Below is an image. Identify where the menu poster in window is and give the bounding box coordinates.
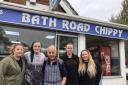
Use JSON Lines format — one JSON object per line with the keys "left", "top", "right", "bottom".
{"left": 100, "top": 47, "right": 111, "bottom": 76}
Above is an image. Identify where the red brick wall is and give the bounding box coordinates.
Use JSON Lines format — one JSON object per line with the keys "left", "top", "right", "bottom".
{"left": 4, "top": 0, "right": 66, "bottom": 13}
{"left": 55, "top": 5, "right": 66, "bottom": 13}
{"left": 36, "top": 0, "right": 49, "bottom": 5}
{"left": 5, "top": 0, "right": 26, "bottom": 5}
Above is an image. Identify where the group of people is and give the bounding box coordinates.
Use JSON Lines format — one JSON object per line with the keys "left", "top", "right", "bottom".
{"left": 0, "top": 41, "right": 102, "bottom": 85}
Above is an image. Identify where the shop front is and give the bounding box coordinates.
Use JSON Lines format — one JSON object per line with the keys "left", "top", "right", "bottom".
{"left": 0, "top": 6, "right": 128, "bottom": 85}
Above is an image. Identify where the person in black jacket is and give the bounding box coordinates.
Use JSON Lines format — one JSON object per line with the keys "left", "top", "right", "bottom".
{"left": 60, "top": 43, "right": 79, "bottom": 85}
{"left": 78, "top": 49, "right": 102, "bottom": 85}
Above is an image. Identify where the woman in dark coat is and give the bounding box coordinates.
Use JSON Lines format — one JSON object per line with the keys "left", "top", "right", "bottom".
{"left": 78, "top": 49, "right": 102, "bottom": 85}
{"left": 60, "top": 43, "right": 79, "bottom": 85}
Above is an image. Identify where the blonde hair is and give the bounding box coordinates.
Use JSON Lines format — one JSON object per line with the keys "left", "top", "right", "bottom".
{"left": 78, "top": 49, "right": 96, "bottom": 78}
{"left": 10, "top": 43, "right": 24, "bottom": 55}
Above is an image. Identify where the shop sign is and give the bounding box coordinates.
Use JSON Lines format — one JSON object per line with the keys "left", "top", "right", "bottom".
{"left": 0, "top": 8, "right": 128, "bottom": 39}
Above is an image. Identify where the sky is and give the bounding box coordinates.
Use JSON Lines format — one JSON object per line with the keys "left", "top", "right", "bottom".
{"left": 67, "top": 0, "right": 124, "bottom": 21}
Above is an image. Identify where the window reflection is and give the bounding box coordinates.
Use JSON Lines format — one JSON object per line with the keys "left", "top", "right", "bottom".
{"left": 57, "top": 35, "right": 78, "bottom": 57}
{"left": 86, "top": 35, "right": 120, "bottom": 76}
{"left": 0, "top": 27, "right": 14, "bottom": 55}
{"left": 0, "top": 26, "right": 56, "bottom": 56}
{"left": 125, "top": 41, "right": 128, "bottom": 67}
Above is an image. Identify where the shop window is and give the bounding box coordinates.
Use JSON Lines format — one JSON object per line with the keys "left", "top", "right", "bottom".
{"left": 4, "top": 0, "right": 26, "bottom": 5}
{"left": 0, "top": 26, "right": 55, "bottom": 57}
{"left": 57, "top": 35, "right": 78, "bottom": 57}
{"left": 86, "top": 35, "right": 120, "bottom": 76}
{"left": 125, "top": 40, "right": 128, "bottom": 67}
{"left": 20, "top": 28, "right": 55, "bottom": 54}
{"left": 0, "top": 27, "right": 20, "bottom": 55}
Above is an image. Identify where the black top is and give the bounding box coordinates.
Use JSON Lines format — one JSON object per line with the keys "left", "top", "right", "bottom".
{"left": 60, "top": 53, "right": 79, "bottom": 85}
{"left": 16, "top": 58, "right": 23, "bottom": 71}
{"left": 79, "top": 61, "right": 102, "bottom": 85}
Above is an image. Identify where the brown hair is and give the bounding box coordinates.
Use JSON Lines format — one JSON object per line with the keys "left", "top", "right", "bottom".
{"left": 30, "top": 41, "right": 42, "bottom": 62}
{"left": 10, "top": 43, "right": 24, "bottom": 55}
{"left": 66, "top": 42, "right": 73, "bottom": 47}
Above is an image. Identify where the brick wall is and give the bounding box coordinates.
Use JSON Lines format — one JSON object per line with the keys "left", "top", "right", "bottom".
{"left": 55, "top": 5, "right": 66, "bottom": 13}
{"left": 36, "top": 0, "right": 49, "bottom": 5}
{"left": 4, "top": 0, "right": 66, "bottom": 13}
{"left": 5, "top": 0, "right": 26, "bottom": 5}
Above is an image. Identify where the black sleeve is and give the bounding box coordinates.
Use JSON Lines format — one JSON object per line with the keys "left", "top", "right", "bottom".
{"left": 60, "top": 61, "right": 67, "bottom": 78}
{"left": 42, "top": 60, "right": 47, "bottom": 80}
{"left": 76, "top": 55, "right": 79, "bottom": 63}
{"left": 95, "top": 61, "right": 102, "bottom": 85}
{"left": 59, "top": 55, "right": 65, "bottom": 61}
{"left": 74, "top": 55, "right": 79, "bottom": 69}
{"left": 23, "top": 56, "right": 28, "bottom": 69}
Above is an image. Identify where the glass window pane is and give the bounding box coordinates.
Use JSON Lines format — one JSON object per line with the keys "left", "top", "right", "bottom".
{"left": 0, "top": 26, "right": 20, "bottom": 55}
{"left": 19, "top": 28, "right": 55, "bottom": 54}
{"left": 0, "top": 26, "right": 56, "bottom": 56}
{"left": 125, "top": 40, "right": 128, "bottom": 67}
{"left": 86, "top": 35, "right": 120, "bottom": 76}
{"left": 57, "top": 35, "right": 78, "bottom": 57}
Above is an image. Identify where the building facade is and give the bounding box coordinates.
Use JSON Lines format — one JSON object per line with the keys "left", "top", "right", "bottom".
{"left": 0, "top": 0, "right": 128, "bottom": 85}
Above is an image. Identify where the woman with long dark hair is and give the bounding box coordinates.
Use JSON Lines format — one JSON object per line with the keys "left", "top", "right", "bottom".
{"left": 23, "top": 41, "right": 45, "bottom": 85}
